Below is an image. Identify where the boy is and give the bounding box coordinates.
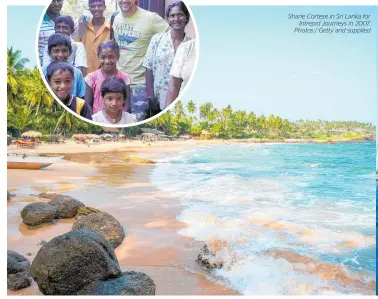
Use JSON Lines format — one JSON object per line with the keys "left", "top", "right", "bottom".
{"left": 42, "top": 16, "right": 87, "bottom": 74}
{"left": 46, "top": 61, "right": 92, "bottom": 120}
{"left": 43, "top": 33, "right": 86, "bottom": 98}
{"left": 75, "top": 0, "right": 110, "bottom": 75}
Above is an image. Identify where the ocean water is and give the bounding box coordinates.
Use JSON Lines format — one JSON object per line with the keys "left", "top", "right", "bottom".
{"left": 149, "top": 142, "right": 376, "bottom": 295}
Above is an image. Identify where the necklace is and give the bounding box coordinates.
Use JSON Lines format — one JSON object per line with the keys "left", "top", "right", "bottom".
{"left": 102, "top": 109, "right": 121, "bottom": 123}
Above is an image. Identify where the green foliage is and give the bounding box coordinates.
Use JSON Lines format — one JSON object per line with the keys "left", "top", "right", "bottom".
{"left": 6, "top": 47, "right": 376, "bottom": 141}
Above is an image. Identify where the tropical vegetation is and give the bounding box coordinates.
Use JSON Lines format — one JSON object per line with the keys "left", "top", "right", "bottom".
{"left": 7, "top": 47, "right": 376, "bottom": 141}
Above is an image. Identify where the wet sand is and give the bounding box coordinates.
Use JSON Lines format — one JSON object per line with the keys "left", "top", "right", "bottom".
{"left": 7, "top": 145, "right": 239, "bottom": 295}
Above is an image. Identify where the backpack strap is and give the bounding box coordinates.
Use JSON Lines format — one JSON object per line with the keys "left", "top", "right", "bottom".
{"left": 76, "top": 97, "right": 85, "bottom": 115}
{"left": 110, "top": 11, "right": 120, "bottom": 40}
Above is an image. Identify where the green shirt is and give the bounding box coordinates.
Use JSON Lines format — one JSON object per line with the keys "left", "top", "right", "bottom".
{"left": 113, "top": 8, "right": 169, "bottom": 85}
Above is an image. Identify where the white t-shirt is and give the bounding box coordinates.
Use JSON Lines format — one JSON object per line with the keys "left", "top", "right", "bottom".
{"left": 170, "top": 39, "right": 196, "bottom": 94}
{"left": 42, "top": 40, "right": 88, "bottom": 68}
{"left": 92, "top": 110, "right": 136, "bottom": 125}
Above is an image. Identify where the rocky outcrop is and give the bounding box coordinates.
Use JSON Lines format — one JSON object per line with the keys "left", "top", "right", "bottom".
{"left": 48, "top": 195, "right": 85, "bottom": 218}
{"left": 7, "top": 191, "right": 11, "bottom": 201}
{"left": 21, "top": 203, "right": 57, "bottom": 227}
{"left": 72, "top": 212, "right": 125, "bottom": 249}
{"left": 7, "top": 250, "right": 33, "bottom": 291}
{"left": 76, "top": 271, "right": 156, "bottom": 295}
{"left": 30, "top": 228, "right": 121, "bottom": 295}
{"left": 196, "top": 244, "right": 224, "bottom": 269}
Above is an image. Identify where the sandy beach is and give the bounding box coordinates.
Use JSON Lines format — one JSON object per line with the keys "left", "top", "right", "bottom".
{"left": 7, "top": 140, "right": 240, "bottom": 295}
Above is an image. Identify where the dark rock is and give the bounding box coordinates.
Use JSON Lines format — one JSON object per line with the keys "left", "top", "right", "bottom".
{"left": 76, "top": 206, "right": 101, "bottom": 218}
{"left": 49, "top": 195, "right": 85, "bottom": 218}
{"left": 72, "top": 212, "right": 125, "bottom": 249}
{"left": 7, "top": 250, "right": 33, "bottom": 291}
{"left": 21, "top": 203, "right": 56, "bottom": 226}
{"left": 7, "top": 190, "right": 11, "bottom": 201}
{"left": 196, "top": 245, "right": 223, "bottom": 269}
{"left": 30, "top": 228, "right": 121, "bottom": 295}
{"left": 76, "top": 271, "right": 156, "bottom": 295}
{"left": 38, "top": 241, "right": 47, "bottom": 246}
{"left": 8, "top": 250, "right": 30, "bottom": 274}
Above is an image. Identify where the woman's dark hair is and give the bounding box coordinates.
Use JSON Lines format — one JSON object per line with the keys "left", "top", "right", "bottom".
{"left": 45, "top": 61, "right": 74, "bottom": 82}
{"left": 47, "top": 33, "right": 72, "bottom": 55}
{"left": 97, "top": 40, "right": 120, "bottom": 57}
{"left": 55, "top": 15, "right": 75, "bottom": 34}
{"left": 166, "top": 1, "right": 190, "bottom": 23}
{"left": 100, "top": 76, "right": 127, "bottom": 99}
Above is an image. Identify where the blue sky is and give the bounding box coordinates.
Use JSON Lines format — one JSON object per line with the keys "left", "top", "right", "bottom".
{"left": 182, "top": 6, "right": 377, "bottom": 123}
{"left": 7, "top": 6, "right": 43, "bottom": 68}
{"left": 7, "top": 5, "right": 377, "bottom": 123}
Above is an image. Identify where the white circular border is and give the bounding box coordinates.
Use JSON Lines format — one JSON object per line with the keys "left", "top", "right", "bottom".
{"left": 35, "top": 0, "right": 200, "bottom": 128}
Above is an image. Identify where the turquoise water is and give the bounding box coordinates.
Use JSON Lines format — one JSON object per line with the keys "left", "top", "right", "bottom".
{"left": 150, "top": 142, "right": 376, "bottom": 295}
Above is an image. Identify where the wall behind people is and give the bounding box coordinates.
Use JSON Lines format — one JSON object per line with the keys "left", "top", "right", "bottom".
{"left": 61, "top": 0, "right": 195, "bottom": 37}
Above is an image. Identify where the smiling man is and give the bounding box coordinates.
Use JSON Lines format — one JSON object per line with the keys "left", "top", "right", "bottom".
{"left": 112, "top": 0, "right": 169, "bottom": 121}
{"left": 75, "top": 0, "right": 110, "bottom": 75}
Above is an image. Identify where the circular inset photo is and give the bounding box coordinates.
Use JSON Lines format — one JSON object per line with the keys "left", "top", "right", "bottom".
{"left": 37, "top": 0, "right": 199, "bottom": 127}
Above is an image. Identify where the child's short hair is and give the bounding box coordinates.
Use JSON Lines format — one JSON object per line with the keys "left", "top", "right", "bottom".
{"left": 88, "top": 0, "right": 105, "bottom": 6}
{"left": 100, "top": 76, "right": 127, "bottom": 99}
{"left": 47, "top": 33, "right": 72, "bottom": 55}
{"left": 46, "top": 61, "right": 74, "bottom": 82}
{"left": 97, "top": 40, "right": 120, "bottom": 57}
{"left": 55, "top": 15, "right": 75, "bottom": 34}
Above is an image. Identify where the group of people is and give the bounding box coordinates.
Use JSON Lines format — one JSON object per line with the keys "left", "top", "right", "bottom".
{"left": 38, "top": 0, "right": 196, "bottom": 125}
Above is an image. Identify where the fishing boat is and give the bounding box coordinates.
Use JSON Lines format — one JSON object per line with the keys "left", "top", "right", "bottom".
{"left": 7, "top": 154, "right": 63, "bottom": 170}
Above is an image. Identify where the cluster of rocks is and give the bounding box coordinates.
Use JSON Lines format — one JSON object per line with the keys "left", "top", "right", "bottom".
{"left": 7, "top": 250, "right": 33, "bottom": 291}
{"left": 9, "top": 193, "right": 154, "bottom": 295}
{"left": 30, "top": 229, "right": 155, "bottom": 295}
{"left": 20, "top": 194, "right": 85, "bottom": 228}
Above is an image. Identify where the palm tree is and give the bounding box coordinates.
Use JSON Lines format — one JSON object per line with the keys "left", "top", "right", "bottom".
{"left": 23, "top": 67, "right": 54, "bottom": 115}
{"left": 199, "top": 102, "right": 213, "bottom": 121}
{"left": 7, "top": 47, "right": 29, "bottom": 107}
{"left": 54, "top": 110, "right": 88, "bottom": 135}
{"left": 7, "top": 105, "right": 37, "bottom": 136}
{"left": 186, "top": 100, "right": 196, "bottom": 115}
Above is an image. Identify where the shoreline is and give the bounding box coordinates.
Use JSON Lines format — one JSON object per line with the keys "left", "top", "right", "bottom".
{"left": 7, "top": 144, "right": 239, "bottom": 295}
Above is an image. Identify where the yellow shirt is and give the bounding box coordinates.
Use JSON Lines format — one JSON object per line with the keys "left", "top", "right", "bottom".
{"left": 113, "top": 8, "right": 169, "bottom": 85}
{"left": 75, "top": 19, "right": 110, "bottom": 74}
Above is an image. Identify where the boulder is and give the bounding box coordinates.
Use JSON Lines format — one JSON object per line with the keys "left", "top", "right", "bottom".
{"left": 77, "top": 271, "right": 156, "bottom": 295}
{"left": 7, "top": 250, "right": 33, "bottom": 291}
{"left": 196, "top": 245, "right": 223, "bottom": 269}
{"left": 30, "top": 228, "right": 121, "bottom": 295}
{"left": 76, "top": 206, "right": 101, "bottom": 218}
{"left": 72, "top": 212, "right": 125, "bottom": 249}
{"left": 7, "top": 190, "right": 11, "bottom": 201}
{"left": 49, "top": 195, "right": 85, "bottom": 218}
{"left": 21, "top": 203, "right": 56, "bottom": 226}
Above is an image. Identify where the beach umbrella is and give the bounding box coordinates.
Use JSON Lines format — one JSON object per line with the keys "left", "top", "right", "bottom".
{"left": 21, "top": 131, "right": 42, "bottom": 138}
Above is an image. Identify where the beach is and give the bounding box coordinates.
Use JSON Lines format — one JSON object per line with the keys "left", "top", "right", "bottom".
{"left": 7, "top": 139, "right": 376, "bottom": 295}
{"left": 7, "top": 139, "right": 239, "bottom": 295}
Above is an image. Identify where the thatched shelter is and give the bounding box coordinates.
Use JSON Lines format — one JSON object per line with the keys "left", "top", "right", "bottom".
{"left": 21, "top": 131, "right": 42, "bottom": 138}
